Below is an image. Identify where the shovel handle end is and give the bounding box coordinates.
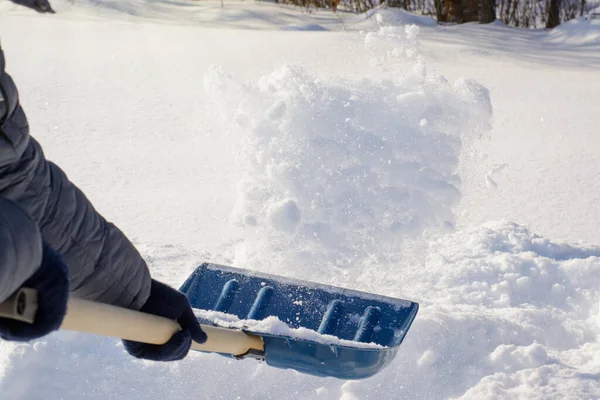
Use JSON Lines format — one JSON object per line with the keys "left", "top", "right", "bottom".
{"left": 0, "top": 287, "right": 38, "bottom": 323}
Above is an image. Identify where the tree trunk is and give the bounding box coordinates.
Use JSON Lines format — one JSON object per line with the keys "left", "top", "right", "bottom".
{"left": 442, "top": 0, "right": 479, "bottom": 22}
{"left": 546, "top": 0, "right": 561, "bottom": 28}
{"left": 461, "top": 0, "right": 480, "bottom": 22}
{"left": 480, "top": 0, "right": 496, "bottom": 23}
{"left": 434, "top": 0, "right": 445, "bottom": 21}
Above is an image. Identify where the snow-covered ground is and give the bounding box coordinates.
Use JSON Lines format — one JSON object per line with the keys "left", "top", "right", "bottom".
{"left": 1, "top": 1, "right": 599, "bottom": 399}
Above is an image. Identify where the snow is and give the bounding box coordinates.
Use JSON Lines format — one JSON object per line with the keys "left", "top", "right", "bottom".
{"left": 1, "top": 1, "right": 600, "bottom": 399}
{"left": 193, "top": 310, "right": 385, "bottom": 349}
{"left": 215, "top": 33, "right": 493, "bottom": 279}
{"left": 549, "top": 14, "right": 600, "bottom": 44}
{"left": 365, "top": 7, "right": 438, "bottom": 27}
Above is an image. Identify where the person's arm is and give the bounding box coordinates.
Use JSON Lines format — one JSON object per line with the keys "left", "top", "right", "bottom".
{"left": 0, "top": 197, "right": 42, "bottom": 303}
{"left": 0, "top": 197, "right": 70, "bottom": 341}
{"left": 0, "top": 47, "right": 205, "bottom": 359}
{"left": 0, "top": 47, "right": 151, "bottom": 309}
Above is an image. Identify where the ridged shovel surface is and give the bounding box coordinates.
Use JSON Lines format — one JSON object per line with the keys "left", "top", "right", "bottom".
{"left": 180, "top": 263, "right": 418, "bottom": 379}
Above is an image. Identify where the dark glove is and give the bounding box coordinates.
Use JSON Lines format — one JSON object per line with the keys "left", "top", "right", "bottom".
{"left": 123, "top": 279, "right": 207, "bottom": 361}
{"left": 10, "top": 0, "right": 55, "bottom": 13}
{"left": 0, "top": 244, "right": 69, "bottom": 341}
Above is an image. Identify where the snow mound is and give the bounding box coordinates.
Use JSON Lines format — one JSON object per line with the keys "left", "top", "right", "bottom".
{"left": 424, "top": 221, "right": 600, "bottom": 308}
{"left": 362, "top": 7, "right": 438, "bottom": 28}
{"left": 1, "top": 223, "right": 599, "bottom": 399}
{"left": 338, "top": 221, "right": 600, "bottom": 399}
{"left": 205, "top": 25, "right": 492, "bottom": 282}
{"left": 549, "top": 14, "right": 600, "bottom": 44}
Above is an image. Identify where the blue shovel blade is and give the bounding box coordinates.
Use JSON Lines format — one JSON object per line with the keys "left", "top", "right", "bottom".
{"left": 180, "top": 263, "right": 418, "bottom": 380}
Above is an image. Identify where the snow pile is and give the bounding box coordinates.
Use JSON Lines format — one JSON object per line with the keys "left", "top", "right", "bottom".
{"left": 362, "top": 7, "right": 438, "bottom": 28}
{"left": 422, "top": 221, "right": 600, "bottom": 309}
{"left": 3, "top": 222, "right": 599, "bottom": 399}
{"left": 549, "top": 14, "right": 600, "bottom": 44}
{"left": 205, "top": 25, "right": 492, "bottom": 283}
{"left": 337, "top": 221, "right": 600, "bottom": 399}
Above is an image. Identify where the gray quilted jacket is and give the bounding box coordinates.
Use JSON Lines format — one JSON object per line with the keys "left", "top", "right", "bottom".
{"left": 0, "top": 48, "right": 150, "bottom": 308}
{"left": 0, "top": 197, "right": 42, "bottom": 302}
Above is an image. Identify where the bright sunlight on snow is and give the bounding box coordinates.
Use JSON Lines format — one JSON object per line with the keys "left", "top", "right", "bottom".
{"left": 1, "top": 0, "right": 599, "bottom": 399}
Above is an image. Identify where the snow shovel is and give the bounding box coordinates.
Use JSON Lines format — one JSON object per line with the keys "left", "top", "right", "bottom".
{"left": 0, "top": 262, "right": 418, "bottom": 380}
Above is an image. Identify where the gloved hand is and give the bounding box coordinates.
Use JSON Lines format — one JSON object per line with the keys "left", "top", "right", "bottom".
{"left": 0, "top": 244, "right": 69, "bottom": 341}
{"left": 123, "top": 279, "right": 207, "bottom": 361}
{"left": 10, "top": 0, "right": 55, "bottom": 13}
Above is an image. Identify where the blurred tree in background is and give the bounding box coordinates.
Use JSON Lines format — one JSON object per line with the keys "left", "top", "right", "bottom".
{"left": 279, "top": 0, "right": 595, "bottom": 28}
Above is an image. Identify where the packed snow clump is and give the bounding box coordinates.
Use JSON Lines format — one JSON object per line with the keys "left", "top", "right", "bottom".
{"left": 193, "top": 309, "right": 384, "bottom": 348}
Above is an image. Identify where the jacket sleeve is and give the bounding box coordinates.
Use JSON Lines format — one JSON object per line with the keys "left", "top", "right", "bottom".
{"left": 0, "top": 49, "right": 151, "bottom": 309}
{"left": 0, "top": 197, "right": 42, "bottom": 303}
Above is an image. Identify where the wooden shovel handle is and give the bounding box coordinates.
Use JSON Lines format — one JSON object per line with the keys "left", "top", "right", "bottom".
{"left": 0, "top": 288, "right": 264, "bottom": 357}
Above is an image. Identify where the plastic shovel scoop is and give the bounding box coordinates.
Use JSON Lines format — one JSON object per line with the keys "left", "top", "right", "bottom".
{"left": 180, "top": 263, "right": 418, "bottom": 379}
{"left": 0, "top": 263, "right": 418, "bottom": 380}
